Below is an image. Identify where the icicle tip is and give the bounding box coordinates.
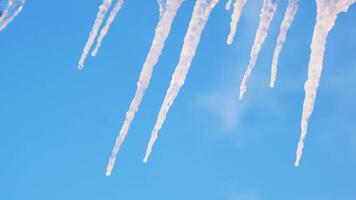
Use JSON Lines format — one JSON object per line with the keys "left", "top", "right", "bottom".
{"left": 226, "top": 37, "right": 233, "bottom": 45}
{"left": 78, "top": 64, "right": 84, "bottom": 70}
{"left": 105, "top": 171, "right": 111, "bottom": 176}
{"left": 269, "top": 82, "right": 275, "bottom": 88}
{"left": 143, "top": 156, "right": 148, "bottom": 163}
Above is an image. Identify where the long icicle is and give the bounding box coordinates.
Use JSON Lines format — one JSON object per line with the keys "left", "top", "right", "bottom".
{"left": 239, "top": 0, "right": 279, "bottom": 99}
{"left": 0, "top": 0, "right": 25, "bottom": 31}
{"left": 225, "top": 0, "right": 233, "bottom": 10}
{"left": 143, "top": 0, "right": 220, "bottom": 163}
{"left": 269, "top": 0, "right": 299, "bottom": 88}
{"left": 78, "top": 0, "right": 113, "bottom": 69}
{"left": 105, "top": 0, "right": 184, "bottom": 176}
{"left": 226, "top": 0, "right": 247, "bottom": 45}
{"left": 91, "top": 0, "right": 125, "bottom": 57}
{"left": 295, "top": 0, "right": 355, "bottom": 167}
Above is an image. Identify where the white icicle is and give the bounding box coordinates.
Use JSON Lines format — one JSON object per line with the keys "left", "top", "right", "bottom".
{"left": 91, "top": 0, "right": 125, "bottom": 57}
{"left": 295, "top": 0, "right": 355, "bottom": 167}
{"left": 225, "top": 0, "right": 233, "bottom": 10}
{"left": 270, "top": 0, "right": 299, "bottom": 88}
{"left": 0, "top": 0, "right": 25, "bottom": 31}
{"left": 78, "top": 0, "right": 113, "bottom": 69}
{"left": 226, "top": 0, "right": 247, "bottom": 45}
{"left": 143, "top": 0, "right": 219, "bottom": 163}
{"left": 105, "top": 0, "right": 184, "bottom": 176}
{"left": 239, "top": 0, "right": 279, "bottom": 99}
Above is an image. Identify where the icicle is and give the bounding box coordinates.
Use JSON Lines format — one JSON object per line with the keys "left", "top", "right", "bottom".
{"left": 105, "top": 0, "right": 184, "bottom": 176}
{"left": 226, "top": 0, "right": 233, "bottom": 10}
{"left": 270, "top": 0, "right": 299, "bottom": 88}
{"left": 295, "top": 0, "right": 355, "bottom": 167}
{"left": 239, "top": 0, "right": 279, "bottom": 99}
{"left": 0, "top": 0, "right": 26, "bottom": 31}
{"left": 91, "top": 0, "right": 125, "bottom": 57}
{"left": 226, "top": 0, "right": 247, "bottom": 45}
{"left": 143, "top": 0, "right": 219, "bottom": 163}
{"left": 78, "top": 0, "right": 113, "bottom": 69}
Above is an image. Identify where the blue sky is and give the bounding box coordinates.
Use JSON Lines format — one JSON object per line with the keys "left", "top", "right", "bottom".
{"left": 0, "top": 0, "right": 355, "bottom": 199}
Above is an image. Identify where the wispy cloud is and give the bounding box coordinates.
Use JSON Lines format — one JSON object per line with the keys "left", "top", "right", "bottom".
{"left": 194, "top": 63, "right": 284, "bottom": 146}
{"left": 230, "top": 190, "right": 262, "bottom": 200}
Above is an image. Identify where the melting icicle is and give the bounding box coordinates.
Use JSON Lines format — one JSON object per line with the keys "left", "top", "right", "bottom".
{"left": 78, "top": 0, "right": 113, "bottom": 69}
{"left": 239, "top": 0, "right": 279, "bottom": 99}
{"left": 143, "top": 0, "right": 219, "bottom": 163}
{"left": 270, "top": 0, "right": 299, "bottom": 88}
{"left": 0, "top": 0, "right": 26, "bottom": 31}
{"left": 91, "top": 0, "right": 125, "bottom": 57}
{"left": 295, "top": 0, "right": 355, "bottom": 167}
{"left": 105, "top": 0, "right": 184, "bottom": 176}
{"left": 226, "top": 0, "right": 247, "bottom": 45}
{"left": 226, "top": 0, "right": 233, "bottom": 10}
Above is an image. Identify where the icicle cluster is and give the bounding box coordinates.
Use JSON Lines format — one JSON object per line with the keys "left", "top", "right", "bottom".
{"left": 74, "top": 0, "right": 355, "bottom": 175}
{"left": 144, "top": 0, "right": 220, "bottom": 163}
{"left": 78, "top": 0, "right": 124, "bottom": 69}
{"left": 0, "top": 0, "right": 354, "bottom": 177}
{"left": 106, "top": 0, "right": 184, "bottom": 176}
{"left": 239, "top": 0, "right": 280, "bottom": 99}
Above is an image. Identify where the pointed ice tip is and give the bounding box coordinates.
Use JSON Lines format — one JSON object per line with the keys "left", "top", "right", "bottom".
{"left": 78, "top": 64, "right": 84, "bottom": 70}
{"left": 239, "top": 86, "right": 246, "bottom": 100}
{"left": 239, "top": 93, "right": 244, "bottom": 100}
{"left": 226, "top": 38, "right": 233, "bottom": 45}
{"left": 91, "top": 50, "right": 97, "bottom": 57}
{"left": 294, "top": 161, "right": 300, "bottom": 167}
{"left": 269, "top": 82, "right": 275, "bottom": 88}
{"left": 105, "top": 171, "right": 111, "bottom": 176}
{"left": 143, "top": 157, "right": 148, "bottom": 163}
